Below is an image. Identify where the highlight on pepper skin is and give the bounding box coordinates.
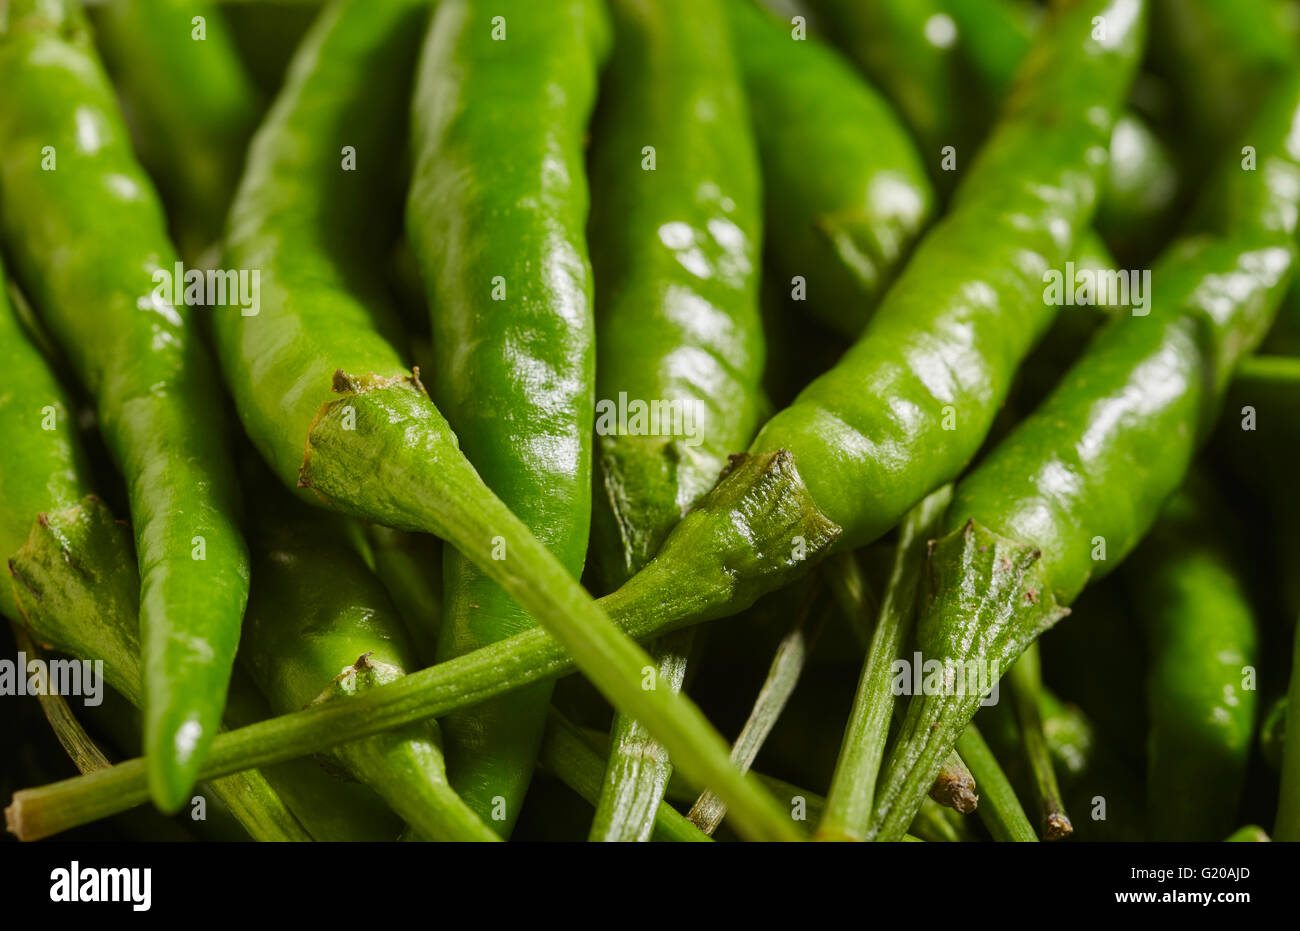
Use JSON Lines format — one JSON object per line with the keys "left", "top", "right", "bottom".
{"left": 0, "top": 0, "right": 1297, "bottom": 860}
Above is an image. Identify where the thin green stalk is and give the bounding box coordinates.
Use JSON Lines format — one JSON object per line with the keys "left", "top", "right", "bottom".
{"left": 10, "top": 624, "right": 111, "bottom": 775}
{"left": 1235, "top": 353, "right": 1300, "bottom": 387}
{"left": 1007, "top": 643, "right": 1072, "bottom": 839}
{"left": 955, "top": 725, "right": 1036, "bottom": 842}
{"left": 818, "top": 485, "right": 953, "bottom": 840}
{"left": 541, "top": 709, "right": 710, "bottom": 843}
{"left": 824, "top": 550, "right": 878, "bottom": 650}
{"left": 687, "top": 588, "right": 825, "bottom": 834}
{"left": 301, "top": 377, "right": 800, "bottom": 842}
{"left": 1275, "top": 613, "right": 1300, "bottom": 841}
{"left": 588, "top": 628, "right": 698, "bottom": 841}
{"left": 5, "top": 450, "right": 837, "bottom": 842}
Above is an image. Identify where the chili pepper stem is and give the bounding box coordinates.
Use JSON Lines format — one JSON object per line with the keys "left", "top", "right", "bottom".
{"left": 543, "top": 708, "right": 710, "bottom": 844}
{"left": 310, "top": 653, "right": 498, "bottom": 842}
{"left": 867, "top": 519, "right": 1067, "bottom": 841}
{"left": 6, "top": 446, "right": 845, "bottom": 840}
{"left": 687, "top": 588, "right": 823, "bottom": 835}
{"left": 818, "top": 485, "right": 952, "bottom": 841}
{"left": 1007, "top": 643, "right": 1073, "bottom": 839}
{"left": 589, "top": 629, "right": 697, "bottom": 842}
{"left": 299, "top": 372, "right": 801, "bottom": 842}
{"left": 955, "top": 725, "right": 1037, "bottom": 843}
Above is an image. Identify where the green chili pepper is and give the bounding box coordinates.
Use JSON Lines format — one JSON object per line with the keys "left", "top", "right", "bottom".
{"left": 0, "top": 0, "right": 251, "bottom": 811}
{"left": 0, "top": 274, "right": 323, "bottom": 840}
{"left": 1150, "top": 0, "right": 1297, "bottom": 161}
{"left": 1226, "top": 824, "right": 1271, "bottom": 842}
{"left": 89, "top": 0, "right": 262, "bottom": 261}
{"left": 730, "top": 0, "right": 934, "bottom": 338}
{"left": 239, "top": 500, "right": 498, "bottom": 842}
{"left": 942, "top": 0, "right": 1180, "bottom": 261}
{"left": 592, "top": 0, "right": 1143, "bottom": 627}
{"left": 868, "top": 68, "right": 1300, "bottom": 842}
{"left": 802, "top": 0, "right": 969, "bottom": 183}
{"left": 0, "top": 259, "right": 94, "bottom": 627}
{"left": 12, "top": 0, "right": 1145, "bottom": 833}
{"left": 405, "top": 0, "right": 609, "bottom": 838}
{"left": 1124, "top": 485, "right": 1259, "bottom": 840}
{"left": 213, "top": 0, "right": 797, "bottom": 842}
{"left": 582, "top": 0, "right": 763, "bottom": 842}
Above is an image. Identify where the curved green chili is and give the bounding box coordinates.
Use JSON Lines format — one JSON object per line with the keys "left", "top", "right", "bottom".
{"left": 582, "top": 0, "right": 763, "bottom": 843}
{"left": 213, "top": 0, "right": 796, "bottom": 842}
{"left": 1125, "top": 485, "right": 1258, "bottom": 840}
{"left": 405, "top": 0, "right": 608, "bottom": 838}
{"left": 11, "top": 0, "right": 1145, "bottom": 836}
{"left": 730, "top": 0, "right": 934, "bottom": 338}
{"left": 239, "top": 501, "right": 498, "bottom": 841}
{"left": 89, "top": 0, "right": 262, "bottom": 260}
{"left": 0, "top": 0, "right": 251, "bottom": 811}
{"left": 803, "top": 0, "right": 968, "bottom": 182}
{"left": 869, "top": 69, "right": 1300, "bottom": 841}
{"left": 943, "top": 0, "right": 1180, "bottom": 260}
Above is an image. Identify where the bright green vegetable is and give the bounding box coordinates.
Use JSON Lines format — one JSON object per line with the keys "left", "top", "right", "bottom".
{"left": 0, "top": 0, "right": 251, "bottom": 811}
{"left": 239, "top": 501, "right": 498, "bottom": 842}
{"left": 869, "top": 68, "right": 1300, "bottom": 841}
{"left": 12, "top": 0, "right": 1146, "bottom": 838}
{"left": 213, "top": 0, "right": 797, "bottom": 842}
{"left": 0, "top": 279, "right": 307, "bottom": 840}
{"left": 804, "top": 0, "right": 969, "bottom": 180}
{"left": 1126, "top": 485, "right": 1259, "bottom": 841}
{"left": 90, "top": 0, "right": 262, "bottom": 260}
{"left": 583, "top": 0, "right": 762, "bottom": 843}
{"left": 730, "top": 0, "right": 934, "bottom": 337}
{"left": 955, "top": 725, "right": 1037, "bottom": 842}
{"left": 406, "top": 0, "right": 608, "bottom": 838}
{"left": 942, "top": 0, "right": 1180, "bottom": 259}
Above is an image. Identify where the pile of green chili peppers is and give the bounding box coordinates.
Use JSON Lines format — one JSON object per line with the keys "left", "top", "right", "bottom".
{"left": 1, "top": 0, "right": 1298, "bottom": 845}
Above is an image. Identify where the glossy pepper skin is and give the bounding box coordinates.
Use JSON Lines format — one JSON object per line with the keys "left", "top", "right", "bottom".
{"left": 406, "top": 0, "right": 609, "bottom": 838}
{"left": 215, "top": 0, "right": 426, "bottom": 488}
{"left": 942, "top": 0, "right": 1179, "bottom": 261}
{"left": 89, "top": 0, "right": 262, "bottom": 260}
{"left": 214, "top": 0, "right": 797, "bottom": 842}
{"left": 0, "top": 260, "right": 91, "bottom": 623}
{"left": 0, "top": 0, "right": 251, "bottom": 811}
{"left": 1125, "top": 486, "right": 1258, "bottom": 841}
{"left": 589, "top": 0, "right": 761, "bottom": 588}
{"left": 803, "top": 0, "right": 968, "bottom": 182}
{"left": 870, "top": 68, "right": 1300, "bottom": 841}
{"left": 0, "top": 263, "right": 321, "bottom": 841}
{"left": 729, "top": 0, "right": 933, "bottom": 338}
{"left": 747, "top": 0, "right": 1146, "bottom": 550}
{"left": 239, "top": 503, "right": 498, "bottom": 842}
{"left": 584, "top": 0, "right": 762, "bottom": 841}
